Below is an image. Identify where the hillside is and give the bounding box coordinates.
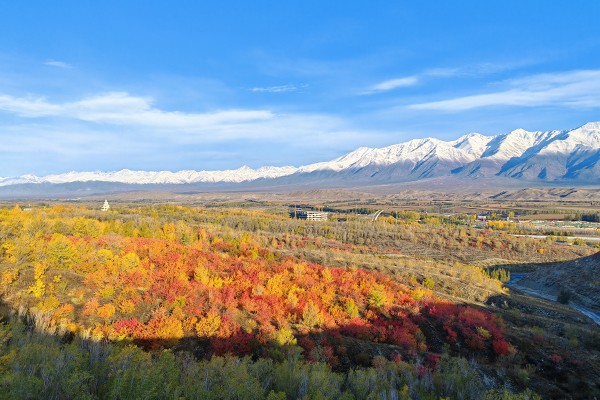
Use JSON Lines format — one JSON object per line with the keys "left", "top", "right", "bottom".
{"left": 1, "top": 204, "right": 599, "bottom": 398}
{"left": 518, "top": 252, "right": 600, "bottom": 311}
{"left": 0, "top": 206, "right": 511, "bottom": 362}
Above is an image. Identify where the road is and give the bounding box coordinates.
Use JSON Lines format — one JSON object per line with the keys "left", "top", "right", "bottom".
{"left": 507, "top": 274, "right": 600, "bottom": 326}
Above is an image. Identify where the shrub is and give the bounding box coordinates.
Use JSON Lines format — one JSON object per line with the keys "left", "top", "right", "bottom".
{"left": 557, "top": 289, "right": 572, "bottom": 304}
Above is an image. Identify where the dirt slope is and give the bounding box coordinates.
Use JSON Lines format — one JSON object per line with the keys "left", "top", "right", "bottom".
{"left": 518, "top": 251, "right": 600, "bottom": 311}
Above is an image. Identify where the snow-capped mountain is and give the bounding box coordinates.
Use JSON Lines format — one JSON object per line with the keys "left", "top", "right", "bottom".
{"left": 300, "top": 136, "right": 481, "bottom": 172}
{"left": 496, "top": 122, "right": 600, "bottom": 181}
{"left": 2, "top": 122, "right": 600, "bottom": 191}
{"left": 0, "top": 166, "right": 298, "bottom": 186}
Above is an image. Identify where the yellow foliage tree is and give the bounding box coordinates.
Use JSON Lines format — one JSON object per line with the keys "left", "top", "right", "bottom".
{"left": 274, "top": 327, "right": 297, "bottom": 346}
{"left": 1, "top": 268, "right": 19, "bottom": 287}
{"left": 302, "top": 301, "right": 324, "bottom": 329}
{"left": 368, "top": 284, "right": 389, "bottom": 308}
{"left": 195, "top": 311, "right": 222, "bottom": 338}
{"left": 37, "top": 295, "right": 60, "bottom": 312}
{"left": 97, "top": 303, "right": 116, "bottom": 320}
{"left": 1, "top": 242, "right": 17, "bottom": 263}
{"left": 47, "top": 234, "right": 78, "bottom": 270}
{"left": 154, "top": 315, "right": 184, "bottom": 341}
{"left": 119, "top": 252, "right": 141, "bottom": 271}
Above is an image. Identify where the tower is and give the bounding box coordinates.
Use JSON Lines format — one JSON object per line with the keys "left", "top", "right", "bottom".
{"left": 101, "top": 200, "right": 110, "bottom": 211}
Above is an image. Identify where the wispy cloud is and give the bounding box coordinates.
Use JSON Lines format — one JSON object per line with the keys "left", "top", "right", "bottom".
{"left": 423, "top": 68, "right": 461, "bottom": 77}
{"left": 250, "top": 84, "right": 305, "bottom": 93}
{"left": 363, "top": 67, "right": 487, "bottom": 95}
{"left": 424, "top": 59, "right": 542, "bottom": 79}
{"left": 0, "top": 90, "right": 379, "bottom": 146}
{"left": 363, "top": 76, "right": 419, "bottom": 94}
{"left": 0, "top": 95, "right": 63, "bottom": 117}
{"left": 44, "top": 60, "right": 73, "bottom": 69}
{"left": 363, "top": 60, "right": 540, "bottom": 96}
{"left": 0, "top": 88, "right": 387, "bottom": 174}
{"left": 409, "top": 70, "right": 600, "bottom": 111}
{"left": 0, "top": 92, "right": 273, "bottom": 129}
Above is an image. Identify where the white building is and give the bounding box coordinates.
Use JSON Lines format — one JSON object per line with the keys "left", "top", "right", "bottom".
{"left": 292, "top": 210, "right": 328, "bottom": 221}
{"left": 101, "top": 200, "right": 110, "bottom": 211}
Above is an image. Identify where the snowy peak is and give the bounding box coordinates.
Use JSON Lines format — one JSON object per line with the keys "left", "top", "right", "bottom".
{"left": 578, "top": 121, "right": 600, "bottom": 131}
{"left": 0, "top": 166, "right": 299, "bottom": 186}
{"left": 451, "top": 133, "right": 493, "bottom": 158}
{"left": 562, "top": 123, "right": 600, "bottom": 148}
{"left": 2, "top": 122, "right": 600, "bottom": 188}
{"left": 481, "top": 128, "right": 558, "bottom": 160}
{"left": 306, "top": 136, "right": 477, "bottom": 173}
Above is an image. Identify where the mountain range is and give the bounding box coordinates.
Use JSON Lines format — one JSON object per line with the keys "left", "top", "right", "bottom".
{"left": 2, "top": 122, "right": 600, "bottom": 195}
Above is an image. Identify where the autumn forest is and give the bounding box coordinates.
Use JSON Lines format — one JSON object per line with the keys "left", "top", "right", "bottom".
{"left": 0, "top": 203, "right": 598, "bottom": 399}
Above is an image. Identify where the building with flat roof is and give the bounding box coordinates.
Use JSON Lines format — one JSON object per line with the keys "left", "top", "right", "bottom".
{"left": 290, "top": 210, "right": 328, "bottom": 221}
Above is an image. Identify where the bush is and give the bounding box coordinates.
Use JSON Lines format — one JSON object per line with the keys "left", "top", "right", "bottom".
{"left": 557, "top": 289, "right": 572, "bottom": 304}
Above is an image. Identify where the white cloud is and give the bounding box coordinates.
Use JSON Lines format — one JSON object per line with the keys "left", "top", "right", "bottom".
{"left": 365, "top": 76, "right": 419, "bottom": 94}
{"left": 0, "top": 95, "right": 63, "bottom": 117}
{"left": 0, "top": 99, "right": 383, "bottom": 176}
{"left": 0, "top": 90, "right": 381, "bottom": 149}
{"left": 0, "top": 92, "right": 274, "bottom": 130}
{"left": 44, "top": 60, "right": 73, "bottom": 69}
{"left": 251, "top": 84, "right": 299, "bottom": 93}
{"left": 424, "top": 60, "right": 541, "bottom": 79}
{"left": 409, "top": 70, "right": 600, "bottom": 111}
{"left": 364, "top": 60, "right": 541, "bottom": 96}
{"left": 423, "top": 68, "right": 461, "bottom": 77}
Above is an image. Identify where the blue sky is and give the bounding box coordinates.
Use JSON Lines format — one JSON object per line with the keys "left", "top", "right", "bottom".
{"left": 1, "top": 1, "right": 599, "bottom": 176}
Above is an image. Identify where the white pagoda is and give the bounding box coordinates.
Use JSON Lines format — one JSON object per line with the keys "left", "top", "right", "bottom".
{"left": 101, "top": 200, "right": 110, "bottom": 211}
